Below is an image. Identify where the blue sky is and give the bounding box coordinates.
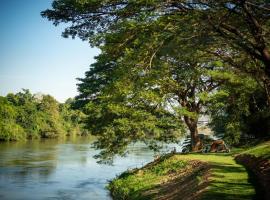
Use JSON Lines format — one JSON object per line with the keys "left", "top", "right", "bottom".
{"left": 0, "top": 0, "right": 99, "bottom": 102}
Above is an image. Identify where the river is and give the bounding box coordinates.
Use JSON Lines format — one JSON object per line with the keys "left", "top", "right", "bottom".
{"left": 0, "top": 137, "right": 182, "bottom": 200}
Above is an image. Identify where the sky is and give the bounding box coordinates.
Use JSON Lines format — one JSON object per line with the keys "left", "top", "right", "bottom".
{"left": 0, "top": 0, "right": 99, "bottom": 102}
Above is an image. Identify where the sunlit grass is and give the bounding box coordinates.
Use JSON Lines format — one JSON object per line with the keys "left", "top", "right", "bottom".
{"left": 108, "top": 140, "right": 270, "bottom": 200}
{"left": 109, "top": 153, "right": 256, "bottom": 200}
{"left": 108, "top": 155, "right": 189, "bottom": 199}
{"left": 240, "top": 141, "right": 270, "bottom": 159}
{"left": 180, "top": 154, "right": 255, "bottom": 200}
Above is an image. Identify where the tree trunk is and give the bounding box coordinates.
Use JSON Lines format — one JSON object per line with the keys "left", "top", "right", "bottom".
{"left": 262, "top": 47, "right": 270, "bottom": 77}
{"left": 262, "top": 47, "right": 270, "bottom": 105}
{"left": 184, "top": 116, "right": 201, "bottom": 151}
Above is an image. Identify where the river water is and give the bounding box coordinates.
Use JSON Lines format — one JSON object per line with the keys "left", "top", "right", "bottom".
{"left": 0, "top": 137, "right": 182, "bottom": 200}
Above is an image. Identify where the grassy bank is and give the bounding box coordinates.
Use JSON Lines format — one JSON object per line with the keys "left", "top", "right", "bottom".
{"left": 238, "top": 140, "right": 270, "bottom": 160}
{"left": 109, "top": 150, "right": 260, "bottom": 199}
{"left": 235, "top": 140, "right": 270, "bottom": 200}
{"left": 109, "top": 155, "right": 210, "bottom": 200}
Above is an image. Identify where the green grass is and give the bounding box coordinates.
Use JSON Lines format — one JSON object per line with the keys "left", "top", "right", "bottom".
{"left": 239, "top": 140, "right": 270, "bottom": 159}
{"left": 109, "top": 141, "right": 270, "bottom": 199}
{"left": 109, "top": 153, "right": 256, "bottom": 200}
{"left": 179, "top": 154, "right": 255, "bottom": 200}
{"left": 108, "top": 156, "right": 189, "bottom": 200}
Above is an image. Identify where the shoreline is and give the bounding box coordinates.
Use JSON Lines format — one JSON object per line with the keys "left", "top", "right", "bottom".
{"left": 108, "top": 141, "right": 270, "bottom": 200}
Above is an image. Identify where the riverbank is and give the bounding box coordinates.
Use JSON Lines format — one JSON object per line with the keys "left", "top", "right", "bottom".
{"left": 108, "top": 141, "right": 270, "bottom": 200}
{"left": 235, "top": 140, "right": 270, "bottom": 200}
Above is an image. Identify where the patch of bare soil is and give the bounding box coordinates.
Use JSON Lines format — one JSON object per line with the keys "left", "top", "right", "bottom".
{"left": 141, "top": 160, "right": 211, "bottom": 200}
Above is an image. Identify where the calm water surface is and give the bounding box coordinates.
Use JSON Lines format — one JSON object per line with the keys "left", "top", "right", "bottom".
{"left": 0, "top": 137, "right": 182, "bottom": 200}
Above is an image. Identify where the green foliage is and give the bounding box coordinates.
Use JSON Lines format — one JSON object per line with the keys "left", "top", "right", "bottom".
{"left": 109, "top": 155, "right": 188, "bottom": 200}
{"left": 149, "top": 158, "right": 187, "bottom": 176}
{"left": 0, "top": 90, "right": 87, "bottom": 141}
{"left": 240, "top": 140, "right": 270, "bottom": 159}
{"left": 42, "top": 0, "right": 270, "bottom": 156}
{"left": 208, "top": 74, "right": 270, "bottom": 145}
{"left": 42, "top": 0, "right": 270, "bottom": 81}
{"left": 0, "top": 96, "right": 25, "bottom": 141}
{"left": 0, "top": 121, "right": 25, "bottom": 141}
{"left": 223, "top": 122, "right": 241, "bottom": 145}
{"left": 109, "top": 153, "right": 255, "bottom": 200}
{"left": 84, "top": 84, "right": 184, "bottom": 162}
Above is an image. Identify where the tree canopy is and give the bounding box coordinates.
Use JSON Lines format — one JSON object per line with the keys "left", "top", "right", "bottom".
{"left": 42, "top": 0, "right": 270, "bottom": 81}
{"left": 0, "top": 90, "right": 87, "bottom": 141}
{"left": 42, "top": 0, "right": 270, "bottom": 161}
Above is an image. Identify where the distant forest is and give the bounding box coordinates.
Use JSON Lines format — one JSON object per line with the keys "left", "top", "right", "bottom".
{"left": 0, "top": 89, "right": 87, "bottom": 141}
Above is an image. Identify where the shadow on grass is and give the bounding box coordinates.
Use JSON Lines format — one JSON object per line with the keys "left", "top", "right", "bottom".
{"left": 244, "top": 165, "right": 265, "bottom": 200}
{"left": 211, "top": 163, "right": 246, "bottom": 173}
{"left": 134, "top": 163, "right": 211, "bottom": 200}
{"left": 201, "top": 190, "right": 254, "bottom": 200}
{"left": 201, "top": 162, "right": 256, "bottom": 200}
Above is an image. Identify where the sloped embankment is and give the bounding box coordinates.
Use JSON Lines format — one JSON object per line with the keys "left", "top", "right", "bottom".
{"left": 141, "top": 161, "right": 210, "bottom": 200}
{"left": 109, "top": 153, "right": 256, "bottom": 200}
{"left": 235, "top": 141, "right": 270, "bottom": 200}
{"left": 109, "top": 154, "right": 210, "bottom": 200}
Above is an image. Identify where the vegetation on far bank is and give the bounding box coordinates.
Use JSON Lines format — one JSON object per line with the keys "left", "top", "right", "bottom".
{"left": 0, "top": 89, "right": 88, "bottom": 141}
{"left": 108, "top": 141, "right": 270, "bottom": 200}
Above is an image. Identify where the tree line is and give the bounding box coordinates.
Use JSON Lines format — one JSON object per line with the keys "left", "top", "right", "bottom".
{"left": 0, "top": 89, "right": 87, "bottom": 141}
{"left": 39, "top": 0, "right": 270, "bottom": 161}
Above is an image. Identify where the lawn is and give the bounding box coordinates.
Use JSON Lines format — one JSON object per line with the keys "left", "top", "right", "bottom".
{"left": 239, "top": 140, "right": 270, "bottom": 159}
{"left": 183, "top": 154, "right": 255, "bottom": 200}
{"left": 109, "top": 155, "right": 190, "bottom": 199}
{"left": 109, "top": 153, "right": 256, "bottom": 200}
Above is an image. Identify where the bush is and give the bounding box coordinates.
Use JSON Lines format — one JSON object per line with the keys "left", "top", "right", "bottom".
{"left": 0, "top": 121, "right": 26, "bottom": 141}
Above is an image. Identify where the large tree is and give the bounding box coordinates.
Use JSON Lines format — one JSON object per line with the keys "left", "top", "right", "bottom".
{"left": 42, "top": 0, "right": 270, "bottom": 156}
{"left": 75, "top": 47, "right": 220, "bottom": 160}
{"left": 75, "top": 15, "right": 222, "bottom": 154}
{"left": 42, "top": 0, "right": 270, "bottom": 96}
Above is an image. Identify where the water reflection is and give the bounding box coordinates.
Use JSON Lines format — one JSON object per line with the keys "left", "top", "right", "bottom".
{"left": 0, "top": 137, "right": 182, "bottom": 200}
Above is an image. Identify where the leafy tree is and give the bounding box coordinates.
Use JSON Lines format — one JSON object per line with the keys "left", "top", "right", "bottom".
{"left": 40, "top": 0, "right": 218, "bottom": 155}
{"left": 208, "top": 70, "right": 270, "bottom": 144}
{"left": 0, "top": 97, "right": 26, "bottom": 141}
{"left": 6, "top": 89, "right": 41, "bottom": 139}
{"left": 42, "top": 0, "right": 270, "bottom": 101}
{"left": 37, "top": 95, "right": 63, "bottom": 138}
{"left": 41, "top": 0, "right": 270, "bottom": 156}
{"left": 0, "top": 90, "right": 87, "bottom": 141}
{"left": 76, "top": 41, "right": 221, "bottom": 157}
{"left": 60, "top": 98, "right": 87, "bottom": 136}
